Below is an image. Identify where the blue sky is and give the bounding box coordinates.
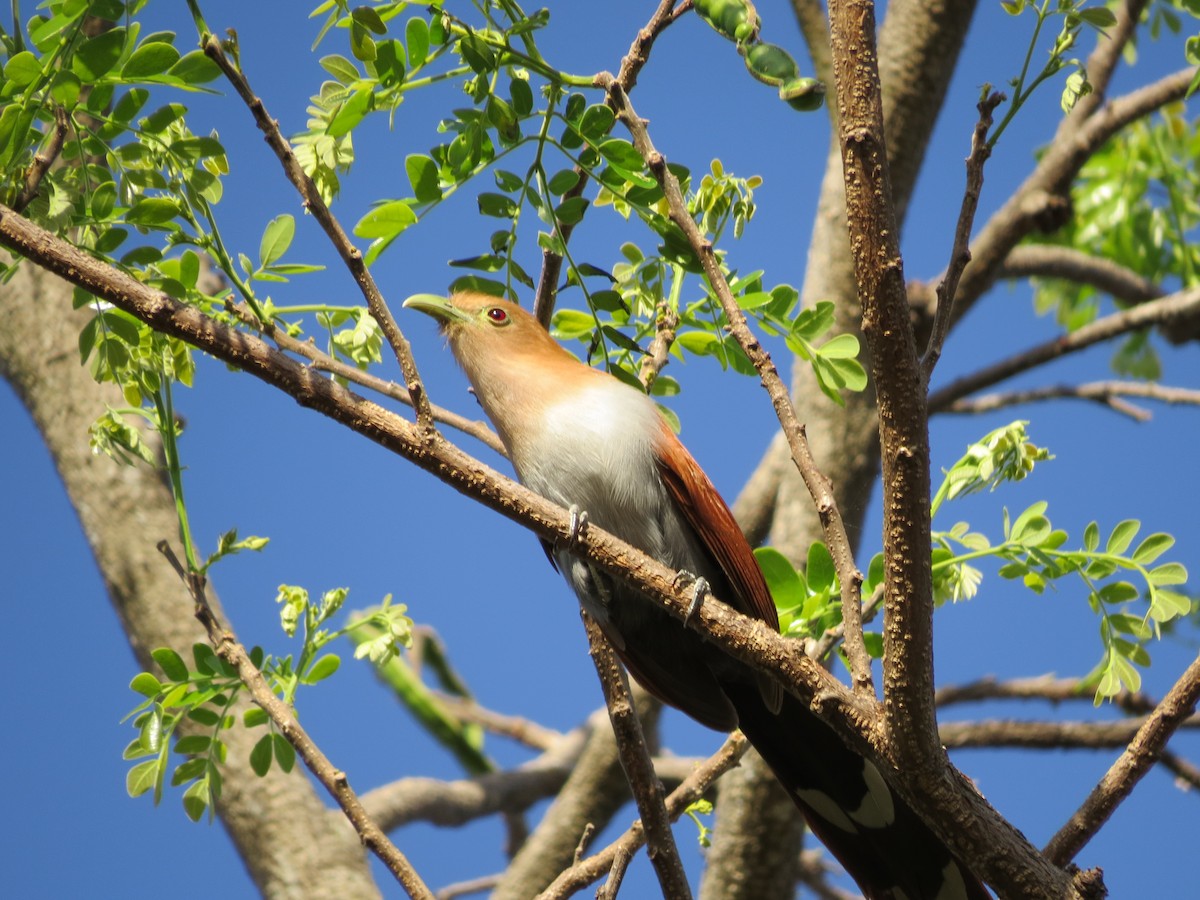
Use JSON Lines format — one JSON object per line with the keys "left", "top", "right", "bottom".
{"left": 2, "top": 1, "right": 1198, "bottom": 897}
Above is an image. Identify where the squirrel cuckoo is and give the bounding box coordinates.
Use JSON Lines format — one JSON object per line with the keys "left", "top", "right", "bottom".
{"left": 405, "top": 291, "right": 988, "bottom": 900}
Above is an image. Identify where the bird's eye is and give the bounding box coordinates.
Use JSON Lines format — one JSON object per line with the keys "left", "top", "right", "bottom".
{"left": 486, "top": 307, "right": 509, "bottom": 326}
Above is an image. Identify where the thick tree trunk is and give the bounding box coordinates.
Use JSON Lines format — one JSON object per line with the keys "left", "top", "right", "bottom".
{"left": 0, "top": 263, "right": 380, "bottom": 899}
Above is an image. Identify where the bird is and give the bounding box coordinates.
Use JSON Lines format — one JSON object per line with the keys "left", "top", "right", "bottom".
{"left": 404, "top": 291, "right": 989, "bottom": 900}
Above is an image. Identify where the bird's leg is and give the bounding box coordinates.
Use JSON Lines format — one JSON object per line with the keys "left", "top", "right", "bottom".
{"left": 555, "top": 504, "right": 590, "bottom": 553}
{"left": 673, "top": 571, "right": 710, "bottom": 624}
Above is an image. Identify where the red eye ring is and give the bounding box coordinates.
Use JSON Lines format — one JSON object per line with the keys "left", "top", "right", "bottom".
{"left": 486, "top": 307, "right": 509, "bottom": 325}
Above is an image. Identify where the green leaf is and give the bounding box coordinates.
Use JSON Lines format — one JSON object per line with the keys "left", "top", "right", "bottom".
{"left": 1095, "top": 581, "right": 1139, "bottom": 604}
{"left": 405, "top": 17, "right": 429, "bottom": 67}
{"left": 510, "top": 77, "right": 533, "bottom": 116}
{"left": 598, "top": 139, "right": 645, "bottom": 172}
{"left": 272, "top": 734, "right": 296, "bottom": 773}
{"left": 327, "top": 87, "right": 372, "bottom": 138}
{"left": 1083, "top": 521, "right": 1100, "bottom": 552}
{"left": 351, "top": 5, "right": 387, "bottom": 34}
{"left": 122, "top": 42, "right": 180, "bottom": 79}
{"left": 754, "top": 547, "right": 806, "bottom": 610}
{"left": 168, "top": 50, "right": 221, "bottom": 85}
{"left": 477, "top": 192, "right": 517, "bottom": 218}
{"left": 125, "top": 197, "right": 180, "bottom": 226}
{"left": 181, "top": 779, "right": 209, "bottom": 821}
{"left": 303, "top": 653, "right": 341, "bottom": 684}
{"left": 320, "top": 54, "right": 360, "bottom": 83}
{"left": 1106, "top": 519, "right": 1140, "bottom": 556}
{"left": 4, "top": 51, "right": 44, "bottom": 88}
{"left": 74, "top": 27, "right": 126, "bottom": 80}
{"left": 1148, "top": 562, "right": 1188, "bottom": 587}
{"left": 555, "top": 196, "right": 588, "bottom": 225}
{"left": 1132, "top": 533, "right": 1174, "bottom": 565}
{"left": 249, "top": 734, "right": 273, "bottom": 776}
{"left": 817, "top": 333, "right": 860, "bottom": 359}
{"left": 243, "top": 707, "right": 269, "bottom": 728}
{"left": 354, "top": 200, "right": 417, "bottom": 239}
{"left": 259, "top": 215, "right": 295, "bottom": 267}
{"left": 130, "top": 672, "right": 162, "bottom": 698}
{"left": 126, "top": 759, "right": 160, "bottom": 798}
{"left": 151, "top": 648, "right": 189, "bottom": 682}
{"left": 404, "top": 154, "right": 441, "bottom": 203}
{"left": 547, "top": 169, "right": 581, "bottom": 195}
{"left": 174, "top": 735, "right": 211, "bottom": 755}
{"left": 806, "top": 542, "right": 836, "bottom": 593}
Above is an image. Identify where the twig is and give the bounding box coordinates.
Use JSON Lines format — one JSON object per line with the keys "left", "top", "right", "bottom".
{"left": 996, "top": 244, "right": 1161, "bottom": 306}
{"left": 596, "top": 846, "right": 634, "bottom": 900}
{"left": 156, "top": 542, "right": 435, "bottom": 899}
{"left": 796, "top": 849, "right": 860, "bottom": 900}
{"left": 922, "top": 90, "right": 1005, "bottom": 382}
{"left": 199, "top": 34, "right": 437, "bottom": 430}
{"left": 13, "top": 106, "right": 69, "bottom": 214}
{"left": 433, "top": 694, "right": 565, "bottom": 751}
{"left": 939, "top": 715, "right": 1200, "bottom": 750}
{"left": 936, "top": 674, "right": 1151, "bottom": 711}
{"left": 638, "top": 302, "right": 679, "bottom": 390}
{"left": 436, "top": 874, "right": 501, "bottom": 900}
{"left": 532, "top": 0, "right": 685, "bottom": 325}
{"left": 581, "top": 613, "right": 692, "bottom": 900}
{"left": 537, "top": 733, "right": 749, "bottom": 899}
{"left": 594, "top": 72, "right": 875, "bottom": 702}
{"left": 1044, "top": 651, "right": 1200, "bottom": 865}
{"left": 928, "top": 287, "right": 1200, "bottom": 412}
{"left": 227, "top": 300, "right": 506, "bottom": 454}
{"left": 943, "top": 380, "right": 1200, "bottom": 422}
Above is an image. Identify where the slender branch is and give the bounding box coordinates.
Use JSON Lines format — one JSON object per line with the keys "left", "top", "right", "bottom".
{"left": 12, "top": 106, "right": 69, "bottom": 214}
{"left": 227, "top": 301, "right": 507, "bottom": 454}
{"left": 594, "top": 72, "right": 875, "bottom": 701}
{"left": 939, "top": 715, "right": 1200, "bottom": 749}
{"left": 199, "top": 34, "right": 437, "bottom": 430}
{"left": 537, "top": 733, "right": 749, "bottom": 899}
{"left": 532, "top": 0, "right": 684, "bottom": 325}
{"left": 581, "top": 613, "right": 692, "bottom": 900}
{"left": 922, "top": 90, "right": 1004, "bottom": 381}
{"left": 943, "top": 380, "right": 1200, "bottom": 422}
{"left": 996, "top": 244, "right": 1161, "bottom": 306}
{"left": 1044, "top": 652, "right": 1200, "bottom": 865}
{"left": 156, "top": 542, "right": 435, "bottom": 899}
{"left": 936, "top": 674, "right": 1150, "bottom": 711}
{"left": 929, "top": 287, "right": 1200, "bottom": 412}
{"left": 436, "top": 874, "right": 500, "bottom": 900}
{"left": 638, "top": 302, "right": 679, "bottom": 391}
{"left": 432, "top": 694, "right": 565, "bottom": 751}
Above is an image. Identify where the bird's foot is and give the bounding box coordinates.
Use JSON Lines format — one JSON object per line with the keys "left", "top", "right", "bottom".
{"left": 674, "top": 571, "right": 710, "bottom": 624}
{"left": 556, "top": 504, "right": 589, "bottom": 552}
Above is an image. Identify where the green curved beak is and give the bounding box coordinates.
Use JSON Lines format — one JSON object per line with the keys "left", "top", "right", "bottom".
{"left": 402, "top": 294, "right": 472, "bottom": 325}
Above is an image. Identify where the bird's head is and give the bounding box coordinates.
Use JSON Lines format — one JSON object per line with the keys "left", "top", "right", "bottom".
{"left": 402, "top": 292, "right": 566, "bottom": 365}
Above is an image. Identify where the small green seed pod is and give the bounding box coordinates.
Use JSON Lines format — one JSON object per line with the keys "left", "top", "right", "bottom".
{"left": 694, "top": 0, "right": 760, "bottom": 45}
{"left": 780, "top": 77, "right": 825, "bottom": 112}
{"left": 742, "top": 41, "right": 799, "bottom": 88}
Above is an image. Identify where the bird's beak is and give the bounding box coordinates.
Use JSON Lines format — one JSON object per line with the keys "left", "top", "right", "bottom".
{"left": 402, "top": 294, "right": 472, "bottom": 327}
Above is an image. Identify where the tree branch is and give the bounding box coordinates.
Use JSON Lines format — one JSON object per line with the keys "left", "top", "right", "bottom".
{"left": 942, "top": 380, "right": 1200, "bottom": 422}
{"left": 929, "top": 286, "right": 1200, "bottom": 411}
{"left": 939, "top": 715, "right": 1200, "bottom": 750}
{"left": 921, "top": 90, "right": 1004, "bottom": 381}
{"left": 582, "top": 614, "right": 692, "bottom": 900}
{"left": 1044, "top": 651, "right": 1200, "bottom": 866}
{"left": 538, "top": 734, "right": 749, "bottom": 899}
{"left": 12, "top": 105, "right": 68, "bottom": 214}
{"left": 996, "top": 244, "right": 1161, "bottom": 305}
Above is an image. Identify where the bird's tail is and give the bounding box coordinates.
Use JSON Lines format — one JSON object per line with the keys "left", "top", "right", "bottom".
{"left": 725, "top": 684, "right": 990, "bottom": 900}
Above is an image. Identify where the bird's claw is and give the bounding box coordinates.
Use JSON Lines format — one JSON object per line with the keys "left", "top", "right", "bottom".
{"left": 675, "top": 572, "right": 709, "bottom": 624}
{"left": 556, "top": 504, "right": 589, "bottom": 552}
